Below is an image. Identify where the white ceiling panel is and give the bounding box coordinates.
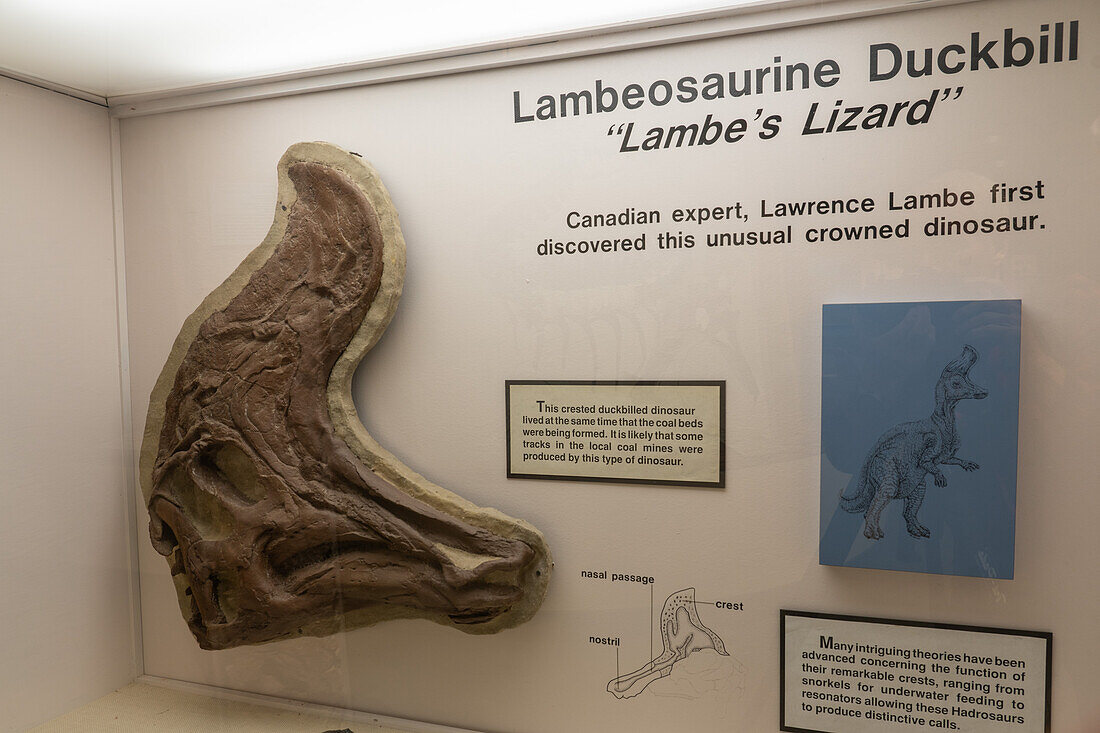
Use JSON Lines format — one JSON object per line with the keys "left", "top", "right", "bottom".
{"left": 0, "top": 0, "right": 764, "bottom": 98}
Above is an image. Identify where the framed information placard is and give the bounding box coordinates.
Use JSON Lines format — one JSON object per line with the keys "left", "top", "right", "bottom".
{"left": 506, "top": 380, "right": 725, "bottom": 487}
{"left": 780, "top": 610, "right": 1052, "bottom": 733}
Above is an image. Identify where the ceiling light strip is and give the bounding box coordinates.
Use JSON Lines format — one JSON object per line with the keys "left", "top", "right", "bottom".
{"left": 108, "top": 0, "right": 979, "bottom": 118}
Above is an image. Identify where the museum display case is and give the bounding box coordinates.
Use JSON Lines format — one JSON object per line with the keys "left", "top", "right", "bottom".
{"left": 1, "top": 0, "right": 1097, "bottom": 731}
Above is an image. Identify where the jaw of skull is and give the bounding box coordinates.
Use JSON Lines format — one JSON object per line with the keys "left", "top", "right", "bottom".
{"left": 147, "top": 439, "right": 538, "bottom": 650}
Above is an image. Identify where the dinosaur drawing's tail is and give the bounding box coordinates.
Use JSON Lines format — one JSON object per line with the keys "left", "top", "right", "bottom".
{"left": 839, "top": 459, "right": 874, "bottom": 514}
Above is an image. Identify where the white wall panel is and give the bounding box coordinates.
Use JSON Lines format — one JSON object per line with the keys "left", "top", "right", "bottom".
{"left": 0, "top": 77, "right": 135, "bottom": 731}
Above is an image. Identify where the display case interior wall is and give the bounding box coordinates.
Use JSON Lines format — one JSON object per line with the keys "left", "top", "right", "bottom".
{"left": 0, "top": 75, "right": 136, "bottom": 730}
{"left": 1, "top": 0, "right": 1098, "bottom": 731}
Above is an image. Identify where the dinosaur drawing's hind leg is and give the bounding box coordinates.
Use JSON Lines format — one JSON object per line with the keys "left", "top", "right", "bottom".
{"left": 863, "top": 470, "right": 897, "bottom": 540}
{"left": 903, "top": 483, "right": 930, "bottom": 538}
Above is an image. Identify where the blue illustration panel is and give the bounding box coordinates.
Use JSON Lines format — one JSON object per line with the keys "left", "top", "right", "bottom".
{"left": 819, "top": 300, "right": 1021, "bottom": 578}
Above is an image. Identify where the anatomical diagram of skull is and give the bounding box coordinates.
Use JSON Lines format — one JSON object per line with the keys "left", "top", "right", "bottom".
{"left": 607, "top": 588, "right": 728, "bottom": 699}
{"left": 139, "top": 142, "right": 551, "bottom": 650}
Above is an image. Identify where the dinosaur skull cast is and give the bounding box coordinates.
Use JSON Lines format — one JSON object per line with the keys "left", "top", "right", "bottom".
{"left": 141, "top": 144, "right": 551, "bottom": 649}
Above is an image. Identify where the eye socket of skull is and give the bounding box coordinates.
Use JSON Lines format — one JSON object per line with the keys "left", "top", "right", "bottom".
{"left": 159, "top": 460, "right": 235, "bottom": 541}
{"left": 195, "top": 442, "right": 267, "bottom": 506}
{"left": 149, "top": 440, "right": 270, "bottom": 549}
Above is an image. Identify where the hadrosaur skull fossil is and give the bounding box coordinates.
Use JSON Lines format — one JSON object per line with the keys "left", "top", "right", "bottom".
{"left": 139, "top": 142, "right": 551, "bottom": 649}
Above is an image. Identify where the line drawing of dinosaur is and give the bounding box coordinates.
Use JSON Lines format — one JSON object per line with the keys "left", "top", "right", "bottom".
{"left": 840, "top": 345, "right": 988, "bottom": 540}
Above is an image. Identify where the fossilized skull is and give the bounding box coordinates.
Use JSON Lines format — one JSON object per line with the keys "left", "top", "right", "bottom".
{"left": 140, "top": 142, "right": 551, "bottom": 650}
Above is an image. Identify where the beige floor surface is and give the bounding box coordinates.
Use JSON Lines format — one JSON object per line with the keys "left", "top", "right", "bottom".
{"left": 29, "top": 682, "right": 413, "bottom": 733}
